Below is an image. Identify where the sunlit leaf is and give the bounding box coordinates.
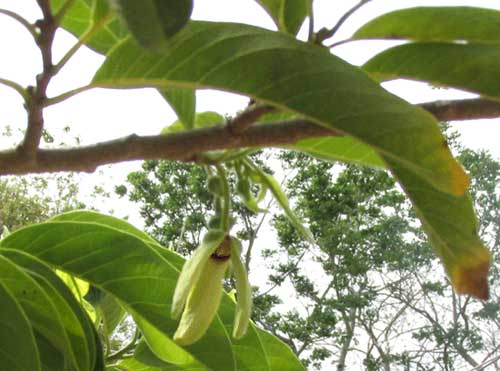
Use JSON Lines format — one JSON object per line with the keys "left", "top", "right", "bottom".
{"left": 353, "top": 6, "right": 500, "bottom": 43}
{"left": 0, "top": 283, "right": 40, "bottom": 371}
{"left": 51, "top": 0, "right": 128, "bottom": 54}
{"left": 0, "top": 254, "right": 87, "bottom": 370}
{"left": 255, "top": 0, "right": 309, "bottom": 34}
{"left": 93, "top": 21, "right": 467, "bottom": 197}
{"left": 109, "top": 0, "right": 193, "bottom": 50}
{"left": 394, "top": 167, "right": 490, "bottom": 299}
{"left": 1, "top": 211, "right": 305, "bottom": 371}
{"left": 161, "top": 88, "right": 196, "bottom": 129}
{"left": 364, "top": 43, "right": 500, "bottom": 99}
{"left": 161, "top": 112, "right": 224, "bottom": 135}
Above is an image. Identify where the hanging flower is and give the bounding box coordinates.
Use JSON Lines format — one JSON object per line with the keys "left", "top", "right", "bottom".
{"left": 171, "top": 230, "right": 252, "bottom": 345}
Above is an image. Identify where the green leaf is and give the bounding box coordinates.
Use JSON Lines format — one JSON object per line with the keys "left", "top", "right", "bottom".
{"left": 92, "top": 0, "right": 111, "bottom": 24}
{"left": 363, "top": 43, "right": 500, "bottom": 99}
{"left": 135, "top": 315, "right": 201, "bottom": 366}
{"left": 51, "top": 0, "right": 128, "bottom": 54}
{"left": 1, "top": 212, "right": 305, "bottom": 371}
{"left": 109, "top": 0, "right": 193, "bottom": 50}
{"left": 0, "top": 283, "right": 41, "bottom": 371}
{"left": 289, "top": 136, "right": 385, "bottom": 168}
{"left": 92, "top": 21, "right": 467, "bottom": 197}
{"left": 353, "top": 6, "right": 500, "bottom": 43}
{"left": 161, "top": 112, "right": 224, "bottom": 135}
{"left": 256, "top": 108, "right": 385, "bottom": 168}
{"left": 255, "top": 0, "right": 309, "bottom": 35}
{"left": 121, "top": 341, "right": 186, "bottom": 370}
{"left": 1, "top": 249, "right": 102, "bottom": 370}
{"left": 0, "top": 254, "right": 88, "bottom": 370}
{"left": 51, "top": 209, "right": 158, "bottom": 244}
{"left": 393, "top": 167, "right": 490, "bottom": 300}
{"left": 160, "top": 88, "right": 196, "bottom": 129}
{"left": 99, "top": 291, "right": 126, "bottom": 337}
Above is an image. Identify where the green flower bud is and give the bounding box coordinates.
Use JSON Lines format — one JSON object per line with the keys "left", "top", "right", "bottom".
{"left": 174, "top": 236, "right": 232, "bottom": 345}
{"left": 207, "top": 176, "right": 224, "bottom": 197}
{"left": 171, "top": 229, "right": 225, "bottom": 319}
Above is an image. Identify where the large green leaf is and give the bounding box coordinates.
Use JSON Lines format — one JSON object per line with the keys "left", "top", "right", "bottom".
{"left": 259, "top": 110, "right": 385, "bottom": 168}
{"left": 161, "top": 112, "right": 225, "bottom": 135}
{"left": 364, "top": 43, "right": 500, "bottom": 99}
{"left": 51, "top": 0, "right": 128, "bottom": 55}
{"left": 255, "top": 0, "right": 309, "bottom": 35}
{"left": 109, "top": 0, "right": 193, "bottom": 51}
{"left": 98, "top": 293, "right": 126, "bottom": 337}
{"left": 1, "top": 249, "right": 101, "bottom": 370}
{"left": 0, "top": 283, "right": 41, "bottom": 371}
{"left": 353, "top": 6, "right": 500, "bottom": 43}
{"left": 392, "top": 167, "right": 490, "bottom": 300}
{"left": 1, "top": 212, "right": 305, "bottom": 371}
{"left": 160, "top": 89, "right": 196, "bottom": 129}
{"left": 0, "top": 254, "right": 88, "bottom": 370}
{"left": 289, "top": 136, "right": 385, "bottom": 168}
{"left": 92, "top": 21, "right": 466, "bottom": 197}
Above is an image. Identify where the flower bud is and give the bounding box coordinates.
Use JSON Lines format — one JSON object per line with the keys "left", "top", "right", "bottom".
{"left": 173, "top": 236, "right": 232, "bottom": 345}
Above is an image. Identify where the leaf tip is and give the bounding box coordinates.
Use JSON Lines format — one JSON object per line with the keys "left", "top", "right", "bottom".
{"left": 451, "top": 249, "right": 490, "bottom": 300}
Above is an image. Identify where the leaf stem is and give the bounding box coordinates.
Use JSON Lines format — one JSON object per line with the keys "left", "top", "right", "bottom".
{"left": 0, "top": 78, "right": 28, "bottom": 101}
{"left": 44, "top": 84, "right": 96, "bottom": 106}
{"left": 0, "top": 8, "right": 38, "bottom": 40}
{"left": 215, "top": 163, "right": 231, "bottom": 232}
{"left": 307, "top": 0, "right": 315, "bottom": 42}
{"left": 316, "top": 0, "right": 372, "bottom": 43}
{"left": 328, "top": 37, "right": 357, "bottom": 49}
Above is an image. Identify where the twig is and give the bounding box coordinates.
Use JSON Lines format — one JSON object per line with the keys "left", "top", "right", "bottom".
{"left": 420, "top": 98, "right": 500, "bottom": 122}
{"left": 22, "top": 0, "right": 58, "bottom": 156}
{"left": 0, "top": 78, "right": 28, "bottom": 101}
{"left": 307, "top": 0, "right": 315, "bottom": 42}
{"left": 226, "top": 104, "right": 275, "bottom": 135}
{"left": 44, "top": 84, "right": 96, "bottom": 106}
{"left": 0, "top": 8, "right": 38, "bottom": 40}
{"left": 316, "top": 0, "right": 372, "bottom": 44}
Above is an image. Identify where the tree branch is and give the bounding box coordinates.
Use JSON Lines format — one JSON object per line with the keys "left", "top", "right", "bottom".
{"left": 420, "top": 98, "right": 500, "bottom": 121}
{"left": 21, "top": 0, "right": 57, "bottom": 156}
{"left": 2, "top": 98, "right": 500, "bottom": 175}
{"left": 0, "top": 119, "right": 339, "bottom": 175}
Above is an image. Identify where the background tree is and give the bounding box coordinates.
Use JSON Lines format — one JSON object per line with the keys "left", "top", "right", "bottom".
{"left": 261, "top": 135, "right": 500, "bottom": 370}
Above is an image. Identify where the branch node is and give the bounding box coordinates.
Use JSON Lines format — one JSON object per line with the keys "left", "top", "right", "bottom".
{"left": 227, "top": 104, "right": 275, "bottom": 135}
